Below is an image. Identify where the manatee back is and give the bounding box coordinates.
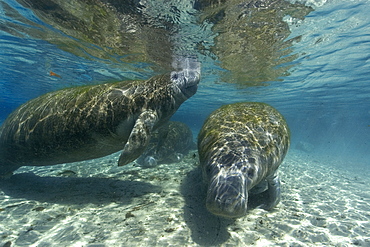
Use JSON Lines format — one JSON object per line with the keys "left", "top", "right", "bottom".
{"left": 0, "top": 81, "right": 136, "bottom": 168}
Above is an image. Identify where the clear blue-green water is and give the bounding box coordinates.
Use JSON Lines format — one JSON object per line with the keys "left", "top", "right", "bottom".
{"left": 0, "top": 0, "right": 369, "bottom": 246}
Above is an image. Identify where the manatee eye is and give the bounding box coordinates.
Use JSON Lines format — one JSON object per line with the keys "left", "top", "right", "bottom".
{"left": 206, "top": 166, "right": 211, "bottom": 174}
{"left": 171, "top": 72, "right": 178, "bottom": 80}
{"left": 247, "top": 168, "right": 255, "bottom": 178}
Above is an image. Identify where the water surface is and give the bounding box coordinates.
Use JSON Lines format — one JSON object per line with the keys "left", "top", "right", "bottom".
{"left": 0, "top": 0, "right": 369, "bottom": 246}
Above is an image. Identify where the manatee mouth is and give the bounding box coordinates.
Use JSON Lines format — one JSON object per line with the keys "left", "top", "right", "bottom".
{"left": 206, "top": 174, "right": 248, "bottom": 218}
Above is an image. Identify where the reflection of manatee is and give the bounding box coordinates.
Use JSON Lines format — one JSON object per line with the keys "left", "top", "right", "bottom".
{"left": 136, "top": 121, "right": 196, "bottom": 167}
{"left": 198, "top": 102, "right": 290, "bottom": 218}
{"left": 15, "top": 0, "right": 175, "bottom": 70}
{"left": 196, "top": 0, "right": 313, "bottom": 86}
{"left": 0, "top": 60, "right": 200, "bottom": 176}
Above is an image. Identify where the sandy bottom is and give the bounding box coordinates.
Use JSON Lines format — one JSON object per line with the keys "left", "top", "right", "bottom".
{"left": 0, "top": 149, "right": 369, "bottom": 247}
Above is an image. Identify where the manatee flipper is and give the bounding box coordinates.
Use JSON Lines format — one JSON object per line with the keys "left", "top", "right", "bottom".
{"left": 260, "top": 171, "right": 281, "bottom": 210}
{"left": 118, "top": 110, "right": 158, "bottom": 166}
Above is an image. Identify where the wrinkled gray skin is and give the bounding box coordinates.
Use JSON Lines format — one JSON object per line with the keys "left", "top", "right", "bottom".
{"left": 198, "top": 102, "right": 290, "bottom": 218}
{"left": 136, "top": 121, "right": 195, "bottom": 167}
{"left": 0, "top": 57, "right": 200, "bottom": 176}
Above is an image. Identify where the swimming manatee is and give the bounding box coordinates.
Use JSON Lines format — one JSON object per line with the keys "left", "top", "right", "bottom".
{"left": 0, "top": 57, "right": 201, "bottom": 176}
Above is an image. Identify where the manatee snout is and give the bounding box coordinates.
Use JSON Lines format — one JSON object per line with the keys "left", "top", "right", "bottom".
{"left": 171, "top": 56, "right": 201, "bottom": 97}
{"left": 206, "top": 172, "right": 248, "bottom": 218}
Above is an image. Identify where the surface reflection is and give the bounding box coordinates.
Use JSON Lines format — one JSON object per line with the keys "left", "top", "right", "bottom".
{"left": 12, "top": 0, "right": 174, "bottom": 71}
{"left": 197, "top": 0, "right": 313, "bottom": 86}
{"left": 7, "top": 0, "right": 314, "bottom": 88}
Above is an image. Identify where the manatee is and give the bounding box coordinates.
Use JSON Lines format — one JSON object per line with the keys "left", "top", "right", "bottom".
{"left": 197, "top": 102, "right": 290, "bottom": 218}
{"left": 136, "top": 121, "right": 195, "bottom": 167}
{"left": 0, "top": 57, "right": 201, "bottom": 176}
